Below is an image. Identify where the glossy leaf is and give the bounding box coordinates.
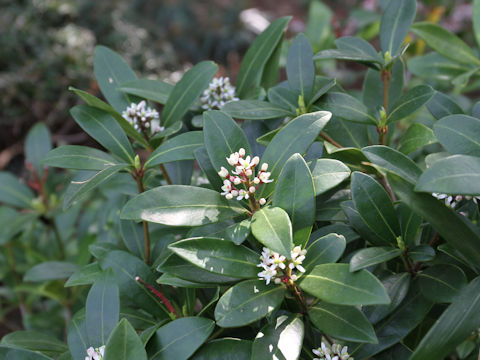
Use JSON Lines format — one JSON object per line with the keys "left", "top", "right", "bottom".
{"left": 119, "top": 79, "right": 173, "bottom": 105}
{"left": 416, "top": 155, "right": 480, "bottom": 195}
{"left": 103, "top": 319, "right": 147, "bottom": 360}
{"left": 434, "top": 114, "right": 480, "bottom": 156}
{"left": 341, "top": 200, "right": 387, "bottom": 246}
{"left": 397, "top": 123, "right": 437, "bottom": 155}
{"left": 65, "top": 263, "right": 102, "bottom": 287}
{"left": 43, "top": 145, "right": 120, "bottom": 171}
{"left": 411, "top": 22, "right": 480, "bottom": 66}
{"left": 86, "top": 268, "right": 119, "bottom": 347}
{"left": 387, "top": 85, "right": 435, "bottom": 124}
{"left": 350, "top": 247, "right": 402, "bottom": 272}
{"left": 119, "top": 220, "right": 145, "bottom": 261}
{"left": 303, "top": 233, "right": 346, "bottom": 271}
{"left": 70, "top": 105, "right": 135, "bottom": 164}
{"left": 310, "top": 159, "right": 351, "bottom": 195}
{"left": 192, "top": 338, "right": 252, "bottom": 360}
{"left": 287, "top": 33, "right": 315, "bottom": 102}
{"left": 380, "top": 0, "right": 416, "bottom": 56}
{"left": 94, "top": 46, "right": 140, "bottom": 113}
{"left": 273, "top": 154, "right": 315, "bottom": 246}
{"left": 408, "top": 244, "right": 435, "bottom": 262}
{"left": 317, "top": 92, "right": 376, "bottom": 125}
{"left": 418, "top": 264, "right": 467, "bottom": 303}
{"left": 351, "top": 172, "right": 400, "bottom": 245}
{"left": 145, "top": 131, "right": 204, "bottom": 168}
{"left": 222, "top": 100, "right": 292, "bottom": 120}
{"left": 162, "top": 61, "right": 217, "bottom": 127}
{"left": 215, "top": 279, "right": 286, "bottom": 327}
{"left": 121, "top": 185, "right": 247, "bottom": 226}
{"left": 299, "top": 263, "right": 390, "bottom": 305}
{"left": 398, "top": 203, "right": 422, "bottom": 246}
{"left": 226, "top": 219, "right": 251, "bottom": 245}
{"left": 410, "top": 276, "right": 480, "bottom": 360}
{"left": 168, "top": 237, "right": 259, "bottom": 278}
{"left": 309, "top": 223, "right": 360, "bottom": 244}
{"left": 236, "top": 17, "right": 291, "bottom": 98}
{"left": 203, "top": 110, "right": 251, "bottom": 171}
{"left": 148, "top": 317, "right": 215, "bottom": 360}
{"left": 309, "top": 302, "right": 377, "bottom": 343}
{"left": 1, "top": 331, "right": 67, "bottom": 357}
{"left": 0, "top": 172, "right": 35, "bottom": 209}
{"left": 251, "top": 207, "right": 293, "bottom": 258}
{"left": 68, "top": 309, "right": 88, "bottom": 360}
{"left": 259, "top": 110, "right": 332, "bottom": 197}
{"left": 252, "top": 314, "right": 304, "bottom": 360}
{"left": 24, "top": 261, "right": 78, "bottom": 282}
{"left": 194, "top": 147, "right": 223, "bottom": 190}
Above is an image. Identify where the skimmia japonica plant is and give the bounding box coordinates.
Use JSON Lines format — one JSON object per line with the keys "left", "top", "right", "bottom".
{"left": 3, "top": 0, "right": 480, "bottom": 359}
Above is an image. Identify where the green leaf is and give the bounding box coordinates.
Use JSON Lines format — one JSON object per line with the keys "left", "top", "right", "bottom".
{"left": 147, "top": 317, "right": 215, "bottom": 360}
{"left": 287, "top": 33, "right": 315, "bottom": 102}
{"left": 475, "top": 0, "right": 480, "bottom": 48}
{"left": 203, "top": 110, "right": 251, "bottom": 172}
{"left": 0, "top": 171, "right": 35, "bottom": 209}
{"left": 350, "top": 247, "right": 402, "bottom": 272}
{"left": 351, "top": 172, "right": 400, "bottom": 245}
{"left": 43, "top": 145, "right": 120, "bottom": 171}
{"left": 415, "top": 155, "right": 480, "bottom": 195}
{"left": 261, "top": 32, "right": 284, "bottom": 91}
{"left": 168, "top": 237, "right": 260, "bottom": 278}
{"left": 119, "top": 79, "right": 173, "bottom": 105}
{"left": 222, "top": 100, "right": 293, "bottom": 120}
{"left": 309, "top": 302, "right": 377, "bottom": 343}
{"left": 388, "top": 172, "right": 480, "bottom": 265}
{"left": 103, "top": 319, "right": 147, "bottom": 360}
{"left": 398, "top": 203, "right": 422, "bottom": 246}
{"left": 427, "top": 91, "right": 464, "bottom": 120}
{"left": 119, "top": 220, "right": 145, "bottom": 261}
{"left": 145, "top": 131, "right": 204, "bottom": 168}
{"left": 317, "top": 92, "right": 376, "bottom": 125}
{"left": 411, "top": 22, "right": 480, "bottom": 66}
{"left": 273, "top": 154, "right": 315, "bottom": 246}
{"left": 362, "top": 145, "right": 422, "bottom": 183}
{"left": 310, "top": 159, "right": 351, "bottom": 196}
{"left": 1, "top": 331, "right": 67, "bottom": 357}
{"left": 408, "top": 53, "right": 473, "bottom": 81}
{"left": 121, "top": 185, "right": 247, "bottom": 226}
{"left": 194, "top": 147, "right": 224, "bottom": 190}
{"left": 299, "top": 263, "right": 390, "bottom": 305}
{"left": 162, "top": 61, "right": 218, "bottom": 127}
{"left": 24, "top": 261, "right": 79, "bottom": 282}
{"left": 303, "top": 233, "right": 346, "bottom": 271}
{"left": 64, "top": 165, "right": 127, "bottom": 209}
{"left": 94, "top": 46, "right": 140, "bottom": 113}
{"left": 25, "top": 122, "right": 52, "bottom": 175}
{"left": 268, "top": 86, "right": 298, "bottom": 113}
{"left": 410, "top": 276, "right": 480, "bottom": 360}
{"left": 341, "top": 200, "right": 387, "bottom": 246}
{"left": 397, "top": 123, "right": 437, "bottom": 155}
{"left": 0, "top": 208, "right": 36, "bottom": 245}
{"left": 236, "top": 17, "right": 291, "bottom": 98}
{"left": 363, "top": 61, "right": 404, "bottom": 111}
{"left": 215, "top": 279, "right": 286, "bottom": 327}
{"left": 192, "top": 338, "right": 252, "bottom": 360}
{"left": 251, "top": 207, "right": 293, "bottom": 258}
{"left": 86, "top": 269, "right": 120, "bottom": 347}
{"left": 387, "top": 85, "right": 435, "bottom": 124}
{"left": 251, "top": 314, "right": 304, "bottom": 360}
{"left": 309, "top": 77, "right": 336, "bottom": 106}
{"left": 408, "top": 244, "right": 435, "bottom": 262}
{"left": 418, "top": 264, "right": 467, "bottom": 303}
{"left": 70, "top": 105, "right": 135, "bottom": 164}
{"left": 65, "top": 263, "right": 102, "bottom": 287}
{"left": 0, "top": 346, "right": 52, "bottom": 360}
{"left": 68, "top": 309, "right": 88, "bottom": 360}
{"left": 226, "top": 219, "right": 251, "bottom": 245}
{"left": 379, "top": 0, "right": 416, "bottom": 56}
{"left": 259, "top": 110, "right": 332, "bottom": 198}
{"left": 309, "top": 223, "right": 360, "bottom": 244}
{"left": 434, "top": 114, "right": 480, "bottom": 156}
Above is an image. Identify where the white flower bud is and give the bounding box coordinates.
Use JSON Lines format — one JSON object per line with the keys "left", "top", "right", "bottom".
{"left": 261, "top": 163, "right": 268, "bottom": 171}
{"left": 259, "top": 198, "right": 266, "bottom": 205}
{"left": 218, "top": 167, "right": 229, "bottom": 178}
{"left": 225, "top": 193, "right": 233, "bottom": 200}
{"left": 231, "top": 190, "right": 239, "bottom": 197}
{"left": 274, "top": 278, "right": 282, "bottom": 284}
{"left": 249, "top": 186, "right": 256, "bottom": 193}
{"left": 239, "top": 148, "right": 245, "bottom": 157}
{"left": 291, "top": 274, "right": 297, "bottom": 281}
{"left": 233, "top": 177, "right": 242, "bottom": 185}
{"left": 253, "top": 177, "right": 260, "bottom": 184}
{"left": 251, "top": 156, "right": 260, "bottom": 166}
{"left": 245, "top": 169, "right": 252, "bottom": 177}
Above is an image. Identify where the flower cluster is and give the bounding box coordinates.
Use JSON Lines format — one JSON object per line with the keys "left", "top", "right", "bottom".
{"left": 218, "top": 148, "right": 272, "bottom": 204}
{"left": 200, "top": 77, "right": 239, "bottom": 110}
{"left": 257, "top": 246, "right": 307, "bottom": 285}
{"left": 313, "top": 342, "right": 352, "bottom": 360}
{"left": 122, "top": 101, "right": 163, "bottom": 136}
{"left": 432, "top": 193, "right": 480, "bottom": 208}
{"left": 85, "top": 346, "right": 105, "bottom": 360}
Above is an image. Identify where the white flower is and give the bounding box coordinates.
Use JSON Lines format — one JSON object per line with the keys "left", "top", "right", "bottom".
{"left": 313, "top": 343, "right": 352, "bottom": 360}
{"left": 259, "top": 198, "right": 266, "bottom": 205}
{"left": 218, "top": 166, "right": 229, "bottom": 178}
{"left": 261, "top": 163, "right": 268, "bottom": 171}
{"left": 258, "top": 265, "right": 277, "bottom": 285}
{"left": 221, "top": 180, "right": 232, "bottom": 196}
{"left": 258, "top": 171, "right": 273, "bottom": 183}
{"left": 122, "top": 101, "right": 161, "bottom": 135}
{"left": 85, "top": 346, "right": 105, "bottom": 360}
{"left": 200, "top": 76, "right": 239, "bottom": 110}
{"left": 226, "top": 152, "right": 240, "bottom": 166}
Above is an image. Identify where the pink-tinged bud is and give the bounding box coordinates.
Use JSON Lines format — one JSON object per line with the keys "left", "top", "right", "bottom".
{"left": 259, "top": 198, "right": 266, "bottom": 205}
{"left": 249, "top": 186, "right": 256, "bottom": 193}
{"left": 231, "top": 190, "right": 239, "bottom": 197}
{"left": 245, "top": 169, "right": 253, "bottom": 176}
{"left": 253, "top": 177, "right": 260, "bottom": 184}
{"left": 225, "top": 193, "right": 233, "bottom": 200}
{"left": 261, "top": 163, "right": 268, "bottom": 171}
{"left": 252, "top": 156, "right": 260, "bottom": 166}
{"left": 218, "top": 167, "right": 229, "bottom": 178}
{"left": 239, "top": 148, "right": 245, "bottom": 157}
{"left": 233, "top": 177, "right": 242, "bottom": 185}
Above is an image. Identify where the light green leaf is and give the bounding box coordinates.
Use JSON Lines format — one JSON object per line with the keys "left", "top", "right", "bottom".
{"left": 397, "top": 123, "right": 437, "bottom": 155}
{"left": 408, "top": 53, "right": 473, "bottom": 81}
{"left": 310, "top": 159, "right": 351, "bottom": 196}
{"left": 103, "top": 319, "right": 147, "bottom": 360}
{"left": 475, "top": 0, "right": 480, "bottom": 48}
{"left": 25, "top": 122, "right": 52, "bottom": 175}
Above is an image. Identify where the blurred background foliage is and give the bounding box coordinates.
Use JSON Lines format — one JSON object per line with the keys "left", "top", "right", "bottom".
{"left": 0, "top": 0, "right": 476, "bottom": 171}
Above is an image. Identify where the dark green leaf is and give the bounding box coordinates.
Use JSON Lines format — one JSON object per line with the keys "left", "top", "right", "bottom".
{"left": 267, "top": 86, "right": 298, "bottom": 113}
{"left": 1, "top": 331, "right": 67, "bottom": 357}
{"left": 148, "top": 317, "right": 215, "bottom": 360}
{"left": 0, "top": 171, "right": 35, "bottom": 209}
{"left": 299, "top": 263, "right": 390, "bottom": 305}
{"left": 43, "top": 145, "right": 120, "bottom": 171}
{"left": 363, "top": 60, "right": 404, "bottom": 111}
{"left": 251, "top": 207, "right": 293, "bottom": 258}
{"left": 119, "top": 220, "right": 145, "bottom": 261}
{"left": 192, "top": 338, "right": 252, "bottom": 360}
{"left": 0, "top": 346, "right": 52, "bottom": 360}
{"left": 24, "top": 261, "right": 78, "bottom": 282}
{"left": 309, "top": 223, "right": 360, "bottom": 244}
{"left": 25, "top": 122, "right": 52, "bottom": 175}
{"left": 287, "top": 33, "right": 315, "bottom": 102}
{"left": 317, "top": 92, "right": 376, "bottom": 125}
{"left": 398, "top": 203, "right": 422, "bottom": 246}
{"left": 387, "top": 85, "right": 435, "bottom": 124}
{"left": 341, "top": 200, "right": 387, "bottom": 246}
{"left": 215, "top": 279, "right": 286, "bottom": 327}
{"left": 409, "top": 244, "right": 435, "bottom": 262}
{"left": 222, "top": 100, "right": 293, "bottom": 120}
{"left": 103, "top": 319, "right": 147, "bottom": 360}
{"left": 309, "top": 77, "right": 336, "bottom": 106}
{"left": 194, "top": 147, "right": 224, "bottom": 190}
{"left": 418, "top": 264, "right": 467, "bottom": 303}
{"left": 379, "top": 0, "right": 416, "bottom": 56}
{"left": 145, "top": 131, "right": 204, "bottom": 168}
{"left": 226, "top": 219, "right": 251, "bottom": 245}
{"left": 397, "top": 123, "right": 437, "bottom": 155}
{"left": 310, "top": 159, "right": 351, "bottom": 196}
{"left": 434, "top": 114, "right": 480, "bottom": 156}
{"left": 475, "top": 0, "right": 480, "bottom": 48}
{"left": 252, "top": 314, "right": 304, "bottom": 360}
{"left": 350, "top": 247, "right": 402, "bottom": 272}
{"left": 427, "top": 91, "right": 464, "bottom": 120}
{"left": 236, "top": 17, "right": 291, "bottom": 98}
{"left": 309, "top": 302, "right": 377, "bottom": 343}
{"left": 408, "top": 53, "right": 473, "bottom": 81}
{"left": 68, "top": 309, "right": 88, "bottom": 360}
{"left": 65, "top": 263, "right": 102, "bottom": 287}
{"left": 119, "top": 79, "right": 173, "bottom": 105}
{"left": 303, "top": 233, "right": 346, "bottom": 271}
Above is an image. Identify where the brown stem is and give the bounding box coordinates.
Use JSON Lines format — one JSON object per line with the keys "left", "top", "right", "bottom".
{"left": 320, "top": 132, "right": 343, "bottom": 148}
{"left": 159, "top": 163, "right": 173, "bottom": 185}
{"left": 135, "top": 176, "right": 151, "bottom": 265}
{"left": 135, "top": 277, "right": 177, "bottom": 318}
{"left": 377, "top": 174, "right": 396, "bottom": 202}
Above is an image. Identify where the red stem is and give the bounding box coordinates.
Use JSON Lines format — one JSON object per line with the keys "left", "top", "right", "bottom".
{"left": 135, "top": 276, "right": 177, "bottom": 317}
